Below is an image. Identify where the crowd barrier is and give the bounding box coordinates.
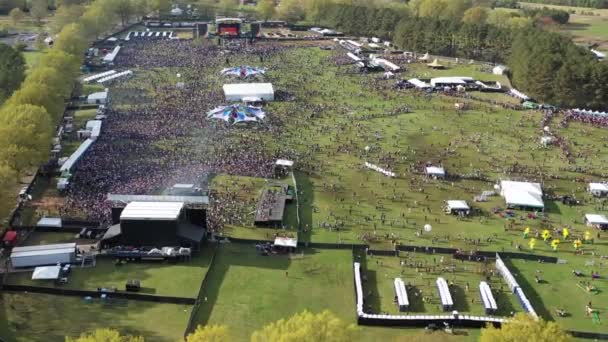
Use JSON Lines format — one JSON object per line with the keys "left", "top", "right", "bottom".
{"left": 495, "top": 254, "right": 538, "bottom": 319}
{"left": 2, "top": 284, "right": 195, "bottom": 305}
{"left": 352, "top": 262, "right": 504, "bottom": 328}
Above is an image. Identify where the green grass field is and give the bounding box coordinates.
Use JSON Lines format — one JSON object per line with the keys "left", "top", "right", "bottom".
{"left": 5, "top": 246, "right": 215, "bottom": 298}
{"left": 190, "top": 243, "right": 481, "bottom": 341}
{"left": 0, "top": 292, "right": 191, "bottom": 342}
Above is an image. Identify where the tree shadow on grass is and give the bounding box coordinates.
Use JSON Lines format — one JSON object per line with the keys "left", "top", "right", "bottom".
{"left": 544, "top": 200, "right": 562, "bottom": 215}
{"left": 503, "top": 259, "right": 554, "bottom": 321}
{"left": 407, "top": 285, "right": 427, "bottom": 313}
{"left": 451, "top": 284, "right": 470, "bottom": 313}
{"left": 567, "top": 22, "right": 591, "bottom": 31}
{"left": 295, "top": 171, "right": 314, "bottom": 243}
{"left": 191, "top": 243, "right": 292, "bottom": 327}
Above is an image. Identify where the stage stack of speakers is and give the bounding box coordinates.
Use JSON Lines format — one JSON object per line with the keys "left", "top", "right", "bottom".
{"left": 194, "top": 23, "right": 208, "bottom": 39}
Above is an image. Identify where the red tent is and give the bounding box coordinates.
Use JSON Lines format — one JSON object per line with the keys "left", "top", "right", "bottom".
{"left": 2, "top": 230, "right": 17, "bottom": 246}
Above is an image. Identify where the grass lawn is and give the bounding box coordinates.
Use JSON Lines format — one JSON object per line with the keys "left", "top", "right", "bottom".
{"left": 191, "top": 243, "right": 481, "bottom": 341}
{"left": 6, "top": 245, "right": 215, "bottom": 298}
{"left": 191, "top": 243, "right": 356, "bottom": 340}
{"left": 361, "top": 253, "right": 522, "bottom": 317}
{"left": 0, "top": 292, "right": 191, "bottom": 342}
{"left": 507, "top": 257, "right": 608, "bottom": 333}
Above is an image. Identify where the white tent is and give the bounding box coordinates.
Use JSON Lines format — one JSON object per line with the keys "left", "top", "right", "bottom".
{"left": 32, "top": 265, "right": 61, "bottom": 280}
{"left": 87, "top": 90, "right": 108, "bottom": 104}
{"left": 223, "top": 83, "right": 274, "bottom": 102}
{"left": 425, "top": 166, "right": 445, "bottom": 178}
{"left": 588, "top": 183, "right": 608, "bottom": 197}
{"left": 275, "top": 159, "right": 294, "bottom": 167}
{"left": 585, "top": 214, "right": 608, "bottom": 227}
{"left": 499, "top": 181, "right": 544, "bottom": 209}
{"left": 492, "top": 65, "right": 508, "bottom": 75}
{"left": 37, "top": 217, "right": 62, "bottom": 228}
{"left": 446, "top": 200, "right": 469, "bottom": 211}
{"left": 274, "top": 236, "right": 297, "bottom": 248}
{"left": 170, "top": 7, "right": 183, "bottom": 16}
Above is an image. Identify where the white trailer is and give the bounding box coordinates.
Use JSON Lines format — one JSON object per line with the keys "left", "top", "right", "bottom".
{"left": 10, "top": 243, "right": 76, "bottom": 268}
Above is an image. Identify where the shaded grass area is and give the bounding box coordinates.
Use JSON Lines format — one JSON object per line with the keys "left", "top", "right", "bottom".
{"left": 0, "top": 292, "right": 190, "bottom": 342}
{"left": 191, "top": 243, "right": 355, "bottom": 340}
{"left": 6, "top": 246, "right": 216, "bottom": 298}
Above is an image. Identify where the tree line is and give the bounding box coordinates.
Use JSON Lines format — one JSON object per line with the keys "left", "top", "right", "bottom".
{"left": 0, "top": 0, "right": 137, "bottom": 207}
{"left": 64, "top": 311, "right": 570, "bottom": 342}
{"left": 310, "top": 1, "right": 607, "bottom": 109}
{"left": 519, "top": 0, "right": 608, "bottom": 9}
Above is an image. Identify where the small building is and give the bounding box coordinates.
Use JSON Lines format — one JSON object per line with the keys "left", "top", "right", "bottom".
{"left": 170, "top": 7, "right": 183, "bottom": 16}
{"left": 87, "top": 90, "right": 108, "bottom": 105}
{"left": 588, "top": 183, "right": 608, "bottom": 197}
{"left": 499, "top": 180, "right": 544, "bottom": 210}
{"left": 585, "top": 214, "right": 608, "bottom": 230}
{"left": 445, "top": 200, "right": 470, "bottom": 216}
{"left": 492, "top": 65, "right": 508, "bottom": 75}
{"left": 10, "top": 243, "right": 77, "bottom": 268}
{"left": 223, "top": 83, "right": 274, "bottom": 102}
{"left": 425, "top": 166, "right": 445, "bottom": 179}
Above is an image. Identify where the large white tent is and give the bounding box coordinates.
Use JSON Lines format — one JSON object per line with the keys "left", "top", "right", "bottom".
{"left": 500, "top": 181, "right": 544, "bottom": 209}
{"left": 223, "top": 83, "right": 274, "bottom": 102}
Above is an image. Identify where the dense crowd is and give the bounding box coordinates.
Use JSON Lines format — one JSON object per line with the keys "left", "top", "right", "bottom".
{"left": 62, "top": 40, "right": 291, "bottom": 223}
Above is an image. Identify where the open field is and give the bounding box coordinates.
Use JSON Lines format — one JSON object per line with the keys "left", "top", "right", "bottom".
{"left": 6, "top": 246, "right": 215, "bottom": 297}
{"left": 520, "top": 2, "right": 608, "bottom": 49}
{"left": 0, "top": 292, "right": 191, "bottom": 342}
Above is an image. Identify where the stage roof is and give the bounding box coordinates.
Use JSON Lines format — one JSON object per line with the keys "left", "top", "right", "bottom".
{"left": 120, "top": 201, "right": 184, "bottom": 221}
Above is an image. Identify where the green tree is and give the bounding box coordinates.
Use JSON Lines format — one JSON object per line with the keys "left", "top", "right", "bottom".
{"left": 256, "top": 0, "right": 276, "bottom": 20}
{"left": 132, "top": 0, "right": 150, "bottom": 21}
{"left": 49, "top": 4, "right": 85, "bottom": 34}
{"left": 462, "top": 6, "right": 488, "bottom": 24}
{"left": 0, "top": 104, "right": 52, "bottom": 172}
{"left": 481, "top": 313, "right": 571, "bottom": 342}
{"left": 185, "top": 325, "right": 230, "bottom": 342}
{"left": 65, "top": 328, "right": 144, "bottom": 342}
{"left": 442, "top": 0, "right": 471, "bottom": 19}
{"left": 0, "top": 42, "right": 25, "bottom": 102}
{"left": 150, "top": 0, "right": 171, "bottom": 15}
{"left": 0, "top": 0, "right": 20, "bottom": 15}
{"left": 54, "top": 23, "right": 87, "bottom": 56}
{"left": 8, "top": 7, "right": 23, "bottom": 25}
{"left": 277, "top": 0, "right": 305, "bottom": 22}
{"left": 30, "top": 0, "right": 48, "bottom": 26}
{"left": 251, "top": 310, "right": 359, "bottom": 342}
{"left": 418, "top": 0, "right": 445, "bottom": 18}
{"left": 112, "top": 0, "right": 135, "bottom": 26}
{"left": 218, "top": 0, "right": 237, "bottom": 13}
{"left": 305, "top": 0, "right": 330, "bottom": 24}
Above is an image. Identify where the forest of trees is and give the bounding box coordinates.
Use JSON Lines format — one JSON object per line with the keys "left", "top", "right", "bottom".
{"left": 313, "top": 1, "right": 607, "bottom": 109}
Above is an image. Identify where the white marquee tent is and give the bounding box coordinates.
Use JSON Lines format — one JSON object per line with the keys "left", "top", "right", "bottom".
{"left": 500, "top": 181, "right": 544, "bottom": 209}
{"left": 223, "top": 83, "right": 274, "bottom": 102}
